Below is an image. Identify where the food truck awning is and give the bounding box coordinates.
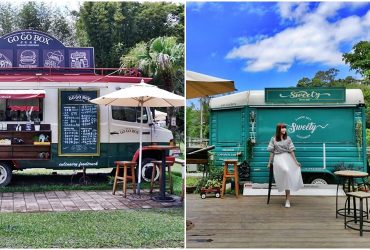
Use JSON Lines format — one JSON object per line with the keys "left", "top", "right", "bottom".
{"left": 0, "top": 90, "right": 45, "bottom": 99}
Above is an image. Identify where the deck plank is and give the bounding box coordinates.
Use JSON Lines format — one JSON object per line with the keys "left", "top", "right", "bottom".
{"left": 186, "top": 194, "right": 370, "bottom": 248}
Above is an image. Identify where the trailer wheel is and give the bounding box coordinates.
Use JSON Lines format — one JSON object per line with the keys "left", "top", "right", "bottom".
{"left": 309, "top": 176, "right": 330, "bottom": 185}
{"left": 140, "top": 158, "right": 159, "bottom": 183}
{"left": 201, "top": 193, "right": 206, "bottom": 199}
{"left": 0, "top": 163, "right": 12, "bottom": 187}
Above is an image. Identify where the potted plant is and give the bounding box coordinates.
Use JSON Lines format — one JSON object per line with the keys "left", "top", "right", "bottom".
{"left": 186, "top": 176, "right": 200, "bottom": 194}
{"left": 200, "top": 179, "right": 222, "bottom": 199}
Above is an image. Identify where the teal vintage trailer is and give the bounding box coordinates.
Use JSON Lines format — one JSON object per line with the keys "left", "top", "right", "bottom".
{"left": 209, "top": 88, "right": 368, "bottom": 184}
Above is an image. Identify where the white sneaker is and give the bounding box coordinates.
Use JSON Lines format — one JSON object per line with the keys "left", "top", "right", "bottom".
{"left": 285, "top": 200, "right": 291, "bottom": 208}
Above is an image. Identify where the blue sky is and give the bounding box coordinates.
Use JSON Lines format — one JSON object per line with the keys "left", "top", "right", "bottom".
{"left": 187, "top": 2, "right": 370, "bottom": 95}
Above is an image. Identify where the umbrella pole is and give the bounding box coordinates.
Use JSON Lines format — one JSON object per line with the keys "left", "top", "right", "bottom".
{"left": 137, "top": 102, "right": 144, "bottom": 195}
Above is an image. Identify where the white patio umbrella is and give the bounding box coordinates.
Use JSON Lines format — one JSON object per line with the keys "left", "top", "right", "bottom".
{"left": 90, "top": 79, "right": 184, "bottom": 195}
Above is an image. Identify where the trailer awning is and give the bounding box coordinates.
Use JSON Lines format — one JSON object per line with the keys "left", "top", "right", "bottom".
{"left": 0, "top": 90, "right": 45, "bottom": 99}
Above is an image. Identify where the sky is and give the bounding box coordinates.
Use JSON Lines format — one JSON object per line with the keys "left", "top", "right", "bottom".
{"left": 186, "top": 2, "right": 370, "bottom": 95}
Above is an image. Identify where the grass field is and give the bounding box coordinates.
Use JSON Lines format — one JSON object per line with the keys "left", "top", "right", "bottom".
{"left": 0, "top": 208, "right": 184, "bottom": 248}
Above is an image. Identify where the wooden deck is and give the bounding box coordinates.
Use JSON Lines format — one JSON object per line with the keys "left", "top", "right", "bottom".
{"left": 186, "top": 194, "right": 370, "bottom": 248}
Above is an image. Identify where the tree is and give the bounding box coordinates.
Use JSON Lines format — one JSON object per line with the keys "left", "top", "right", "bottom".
{"left": 136, "top": 3, "right": 184, "bottom": 43}
{"left": 312, "top": 68, "right": 339, "bottom": 86}
{"left": 49, "top": 8, "right": 76, "bottom": 46}
{"left": 186, "top": 104, "right": 201, "bottom": 139}
{"left": 297, "top": 77, "right": 311, "bottom": 87}
{"left": 77, "top": 1, "right": 184, "bottom": 68}
{"left": 0, "top": 2, "right": 76, "bottom": 46}
{"left": 121, "top": 36, "right": 184, "bottom": 141}
{"left": 296, "top": 68, "right": 370, "bottom": 127}
{"left": 296, "top": 68, "right": 340, "bottom": 87}
{"left": 77, "top": 2, "right": 120, "bottom": 67}
{"left": 343, "top": 41, "right": 370, "bottom": 80}
{"left": 17, "top": 2, "right": 51, "bottom": 31}
{"left": 121, "top": 36, "right": 184, "bottom": 93}
{"left": 0, "top": 3, "right": 17, "bottom": 35}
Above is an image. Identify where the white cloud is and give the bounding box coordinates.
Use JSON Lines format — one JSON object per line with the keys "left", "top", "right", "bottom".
{"left": 187, "top": 2, "right": 206, "bottom": 12}
{"left": 187, "top": 2, "right": 223, "bottom": 13}
{"left": 226, "top": 2, "right": 370, "bottom": 72}
{"left": 236, "top": 34, "right": 268, "bottom": 45}
{"left": 278, "top": 2, "right": 310, "bottom": 21}
{"left": 315, "top": 2, "right": 344, "bottom": 19}
{"left": 238, "top": 3, "right": 271, "bottom": 16}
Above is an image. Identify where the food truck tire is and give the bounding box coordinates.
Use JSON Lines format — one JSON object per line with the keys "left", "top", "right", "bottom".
{"left": 0, "top": 163, "right": 12, "bottom": 187}
{"left": 140, "top": 158, "right": 160, "bottom": 183}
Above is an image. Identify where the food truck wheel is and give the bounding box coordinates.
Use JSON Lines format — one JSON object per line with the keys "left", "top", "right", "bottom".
{"left": 140, "top": 158, "right": 160, "bottom": 183}
{"left": 0, "top": 163, "right": 12, "bottom": 187}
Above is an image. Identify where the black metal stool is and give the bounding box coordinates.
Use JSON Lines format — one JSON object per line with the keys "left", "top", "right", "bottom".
{"left": 344, "top": 191, "right": 370, "bottom": 236}
{"left": 334, "top": 170, "right": 369, "bottom": 218}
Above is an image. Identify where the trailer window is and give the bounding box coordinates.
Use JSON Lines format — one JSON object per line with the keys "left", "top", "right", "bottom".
{"left": 0, "top": 98, "right": 43, "bottom": 121}
{"left": 112, "top": 106, "right": 148, "bottom": 123}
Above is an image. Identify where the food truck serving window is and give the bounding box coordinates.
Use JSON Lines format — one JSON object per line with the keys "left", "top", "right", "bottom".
{"left": 112, "top": 106, "right": 148, "bottom": 123}
{"left": 0, "top": 90, "right": 45, "bottom": 121}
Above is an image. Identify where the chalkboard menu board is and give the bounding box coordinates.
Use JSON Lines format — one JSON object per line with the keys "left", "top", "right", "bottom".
{"left": 58, "top": 90, "right": 100, "bottom": 156}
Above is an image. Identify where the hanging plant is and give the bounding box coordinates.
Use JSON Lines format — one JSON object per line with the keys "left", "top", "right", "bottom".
{"left": 355, "top": 120, "right": 363, "bottom": 159}
{"left": 247, "top": 138, "right": 254, "bottom": 161}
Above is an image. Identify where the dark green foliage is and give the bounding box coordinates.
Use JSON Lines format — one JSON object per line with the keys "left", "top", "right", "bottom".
{"left": 186, "top": 99, "right": 210, "bottom": 140}
{"left": 296, "top": 67, "right": 370, "bottom": 128}
{"left": 195, "top": 166, "right": 223, "bottom": 193}
{"left": 186, "top": 104, "right": 201, "bottom": 139}
{"left": 78, "top": 2, "right": 184, "bottom": 68}
{"left": 343, "top": 41, "right": 370, "bottom": 79}
{"left": 0, "top": 2, "right": 76, "bottom": 46}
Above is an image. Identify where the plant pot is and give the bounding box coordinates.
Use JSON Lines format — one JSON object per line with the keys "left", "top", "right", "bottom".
{"left": 186, "top": 186, "right": 196, "bottom": 194}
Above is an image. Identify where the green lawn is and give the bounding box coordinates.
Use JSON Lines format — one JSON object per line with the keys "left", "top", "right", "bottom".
{"left": 0, "top": 208, "right": 184, "bottom": 248}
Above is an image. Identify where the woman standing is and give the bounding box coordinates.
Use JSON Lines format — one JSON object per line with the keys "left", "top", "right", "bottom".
{"left": 267, "top": 123, "right": 304, "bottom": 208}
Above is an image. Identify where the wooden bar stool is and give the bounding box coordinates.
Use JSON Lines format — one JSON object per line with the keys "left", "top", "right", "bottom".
{"left": 150, "top": 160, "right": 174, "bottom": 194}
{"left": 221, "top": 159, "right": 239, "bottom": 198}
{"left": 112, "top": 161, "right": 137, "bottom": 198}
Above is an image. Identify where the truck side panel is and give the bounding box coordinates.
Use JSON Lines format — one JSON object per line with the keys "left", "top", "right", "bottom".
{"left": 209, "top": 106, "right": 367, "bottom": 184}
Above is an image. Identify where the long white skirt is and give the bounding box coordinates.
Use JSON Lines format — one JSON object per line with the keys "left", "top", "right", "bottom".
{"left": 273, "top": 153, "right": 304, "bottom": 192}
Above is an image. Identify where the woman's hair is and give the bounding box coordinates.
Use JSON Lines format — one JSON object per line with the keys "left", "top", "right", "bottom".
{"left": 275, "top": 123, "right": 287, "bottom": 141}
